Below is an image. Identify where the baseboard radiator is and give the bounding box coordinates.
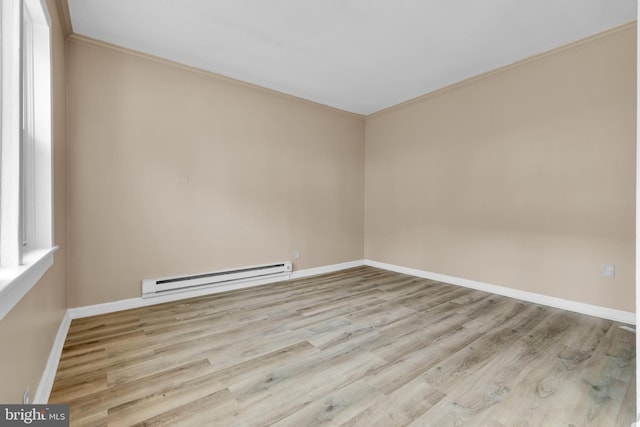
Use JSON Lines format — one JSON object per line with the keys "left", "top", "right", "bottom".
{"left": 142, "top": 261, "right": 293, "bottom": 298}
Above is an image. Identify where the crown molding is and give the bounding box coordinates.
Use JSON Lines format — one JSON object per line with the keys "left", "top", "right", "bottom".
{"left": 66, "top": 33, "right": 365, "bottom": 120}
{"left": 367, "top": 20, "right": 638, "bottom": 118}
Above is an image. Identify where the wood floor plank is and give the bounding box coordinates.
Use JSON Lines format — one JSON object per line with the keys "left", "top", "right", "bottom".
{"left": 465, "top": 315, "right": 630, "bottom": 427}
{"left": 227, "top": 346, "right": 385, "bottom": 406}
{"left": 364, "top": 326, "right": 482, "bottom": 395}
{"left": 562, "top": 324, "right": 635, "bottom": 426}
{"left": 106, "top": 377, "right": 228, "bottom": 426}
{"left": 228, "top": 350, "right": 386, "bottom": 426}
{"left": 48, "top": 266, "right": 635, "bottom": 426}
{"left": 57, "top": 359, "right": 218, "bottom": 421}
{"left": 130, "top": 388, "right": 240, "bottom": 427}
{"left": 369, "top": 312, "right": 473, "bottom": 362}
{"left": 340, "top": 377, "right": 445, "bottom": 427}
{"left": 616, "top": 370, "right": 636, "bottom": 427}
{"left": 421, "top": 303, "right": 552, "bottom": 391}
{"left": 271, "top": 380, "right": 384, "bottom": 427}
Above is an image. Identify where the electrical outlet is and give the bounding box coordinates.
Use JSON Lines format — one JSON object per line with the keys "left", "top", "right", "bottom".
{"left": 22, "top": 387, "right": 30, "bottom": 404}
{"left": 294, "top": 250, "right": 301, "bottom": 260}
{"left": 601, "top": 264, "right": 615, "bottom": 279}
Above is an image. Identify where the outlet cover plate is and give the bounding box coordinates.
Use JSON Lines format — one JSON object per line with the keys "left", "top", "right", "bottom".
{"left": 602, "top": 264, "right": 615, "bottom": 278}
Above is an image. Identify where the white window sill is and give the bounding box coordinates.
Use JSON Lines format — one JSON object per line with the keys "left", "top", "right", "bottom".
{"left": 0, "top": 246, "right": 58, "bottom": 321}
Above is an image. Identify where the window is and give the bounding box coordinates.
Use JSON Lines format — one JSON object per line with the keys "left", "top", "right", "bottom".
{"left": 0, "top": 0, "right": 55, "bottom": 320}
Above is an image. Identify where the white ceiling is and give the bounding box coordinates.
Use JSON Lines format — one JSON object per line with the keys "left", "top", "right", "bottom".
{"left": 68, "top": 0, "right": 636, "bottom": 115}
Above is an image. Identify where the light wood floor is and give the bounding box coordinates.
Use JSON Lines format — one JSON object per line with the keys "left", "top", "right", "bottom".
{"left": 49, "top": 266, "right": 636, "bottom": 426}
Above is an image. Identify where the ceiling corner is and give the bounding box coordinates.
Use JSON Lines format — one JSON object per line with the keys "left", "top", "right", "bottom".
{"left": 54, "top": 0, "right": 73, "bottom": 38}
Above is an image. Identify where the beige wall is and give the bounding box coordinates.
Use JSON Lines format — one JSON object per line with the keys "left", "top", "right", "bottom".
{"left": 0, "top": 0, "right": 68, "bottom": 403}
{"left": 67, "top": 24, "right": 635, "bottom": 311}
{"left": 66, "top": 38, "right": 365, "bottom": 307}
{"left": 365, "top": 24, "right": 636, "bottom": 312}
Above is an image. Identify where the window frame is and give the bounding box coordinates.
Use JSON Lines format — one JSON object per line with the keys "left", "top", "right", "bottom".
{"left": 0, "top": 0, "right": 56, "bottom": 321}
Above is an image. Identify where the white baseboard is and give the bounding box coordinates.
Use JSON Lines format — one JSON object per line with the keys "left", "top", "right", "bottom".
{"left": 33, "top": 310, "right": 72, "bottom": 404}
{"left": 289, "top": 260, "right": 365, "bottom": 280}
{"left": 68, "top": 260, "right": 366, "bottom": 320}
{"left": 364, "top": 259, "right": 635, "bottom": 324}
{"left": 69, "top": 274, "right": 287, "bottom": 319}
